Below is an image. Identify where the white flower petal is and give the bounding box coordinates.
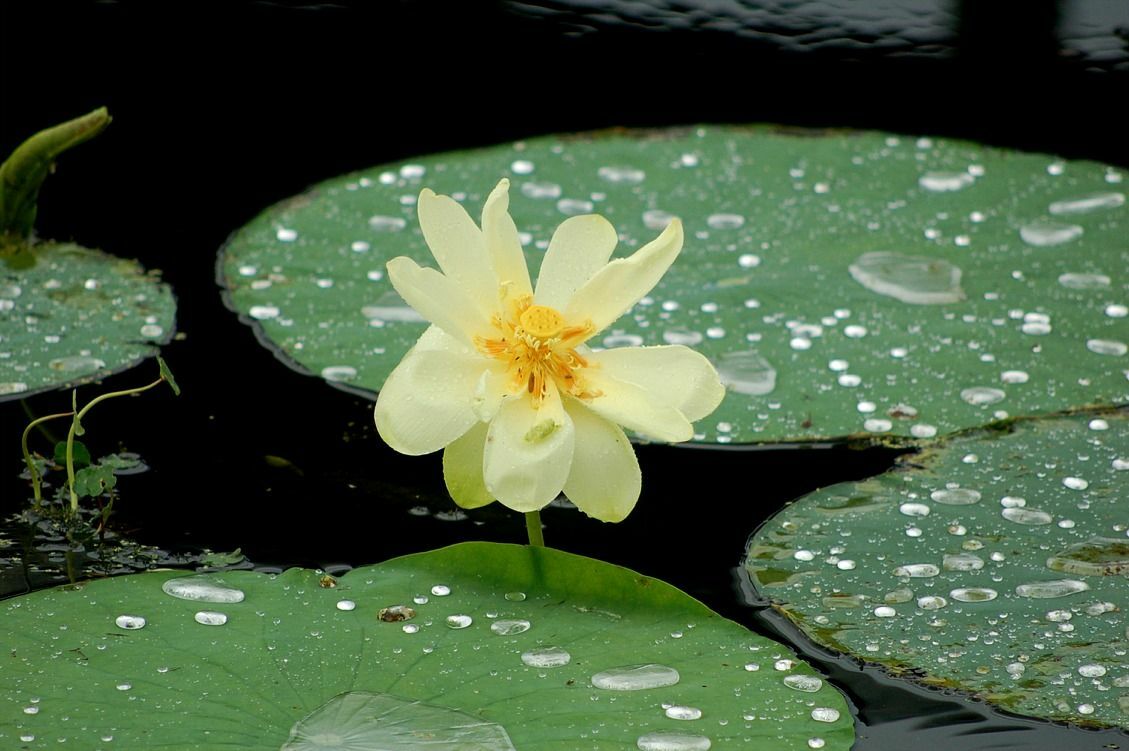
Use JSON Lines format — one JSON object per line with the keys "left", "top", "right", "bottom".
{"left": 443, "top": 421, "right": 495, "bottom": 509}
{"left": 417, "top": 188, "right": 498, "bottom": 308}
{"left": 374, "top": 327, "right": 487, "bottom": 455}
{"left": 472, "top": 368, "right": 510, "bottom": 423}
{"left": 564, "top": 218, "right": 683, "bottom": 333}
{"left": 579, "top": 367, "right": 693, "bottom": 443}
{"left": 482, "top": 179, "right": 533, "bottom": 298}
{"left": 587, "top": 345, "right": 724, "bottom": 422}
{"left": 562, "top": 400, "right": 641, "bottom": 522}
{"left": 483, "top": 386, "right": 575, "bottom": 511}
{"left": 534, "top": 214, "right": 618, "bottom": 310}
{"left": 386, "top": 256, "right": 491, "bottom": 345}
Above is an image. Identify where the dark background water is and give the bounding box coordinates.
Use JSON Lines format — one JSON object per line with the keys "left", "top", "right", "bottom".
{"left": 1, "top": 1, "right": 1127, "bottom": 748}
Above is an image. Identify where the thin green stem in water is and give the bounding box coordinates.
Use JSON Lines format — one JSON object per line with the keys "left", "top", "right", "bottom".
{"left": 21, "top": 411, "right": 74, "bottom": 505}
{"left": 525, "top": 510, "right": 545, "bottom": 547}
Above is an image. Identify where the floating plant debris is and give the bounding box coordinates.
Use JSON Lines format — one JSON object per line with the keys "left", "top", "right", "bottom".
{"left": 745, "top": 410, "right": 1128, "bottom": 727}
{"left": 220, "top": 126, "right": 1127, "bottom": 444}
{"left": 0, "top": 543, "right": 853, "bottom": 748}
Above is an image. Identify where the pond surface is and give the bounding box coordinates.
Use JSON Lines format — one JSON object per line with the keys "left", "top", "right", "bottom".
{"left": 2, "top": 1, "right": 1127, "bottom": 748}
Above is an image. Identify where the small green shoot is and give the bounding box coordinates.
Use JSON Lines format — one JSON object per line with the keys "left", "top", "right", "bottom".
{"left": 19, "top": 357, "right": 180, "bottom": 516}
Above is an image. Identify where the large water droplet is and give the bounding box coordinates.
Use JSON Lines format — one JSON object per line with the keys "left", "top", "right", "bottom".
{"left": 368, "top": 215, "right": 407, "bottom": 232}
{"left": 716, "top": 351, "right": 776, "bottom": 396}
{"left": 643, "top": 210, "right": 678, "bottom": 230}
{"left": 930, "top": 488, "right": 981, "bottom": 505}
{"left": 490, "top": 619, "right": 530, "bottom": 636}
{"left": 445, "top": 614, "right": 473, "bottom": 630}
{"left": 1086, "top": 339, "right": 1127, "bottom": 356}
{"left": 520, "top": 646, "right": 571, "bottom": 668}
{"left": 706, "top": 213, "right": 745, "bottom": 230}
{"left": 194, "top": 610, "right": 229, "bottom": 626}
{"left": 810, "top": 707, "right": 841, "bottom": 723}
{"left": 636, "top": 731, "right": 712, "bottom": 751}
{"left": 950, "top": 587, "right": 998, "bottom": 602}
{"left": 1019, "top": 220, "right": 1084, "bottom": 246}
{"left": 249, "top": 305, "right": 281, "bottom": 321}
{"left": 1002, "top": 507, "right": 1053, "bottom": 525}
{"left": 893, "top": 563, "right": 940, "bottom": 578}
{"left": 1048, "top": 192, "right": 1125, "bottom": 214}
{"left": 591, "top": 664, "right": 680, "bottom": 691}
{"left": 115, "top": 614, "right": 147, "bottom": 630}
{"left": 48, "top": 355, "right": 106, "bottom": 374}
{"left": 321, "top": 365, "right": 357, "bottom": 383}
{"left": 281, "top": 691, "right": 516, "bottom": 750}
{"left": 597, "top": 165, "right": 645, "bottom": 185}
{"left": 848, "top": 252, "right": 964, "bottom": 304}
{"left": 1015, "top": 579, "right": 1091, "bottom": 598}
{"left": 1046, "top": 537, "right": 1129, "bottom": 576}
{"left": 783, "top": 674, "right": 824, "bottom": 692}
{"left": 664, "top": 705, "right": 703, "bottom": 720}
{"left": 943, "top": 553, "right": 984, "bottom": 571}
{"left": 919, "top": 172, "right": 974, "bottom": 192}
{"left": 960, "top": 387, "right": 1005, "bottom": 406}
{"left": 1058, "top": 272, "right": 1110, "bottom": 290}
{"left": 162, "top": 577, "right": 245, "bottom": 603}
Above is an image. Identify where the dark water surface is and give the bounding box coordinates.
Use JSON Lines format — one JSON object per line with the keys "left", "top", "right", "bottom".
{"left": 2, "top": 1, "right": 1127, "bottom": 748}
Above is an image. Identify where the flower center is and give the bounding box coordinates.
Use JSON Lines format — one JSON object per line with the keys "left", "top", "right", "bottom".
{"left": 475, "top": 295, "right": 599, "bottom": 405}
{"left": 519, "top": 304, "right": 565, "bottom": 339}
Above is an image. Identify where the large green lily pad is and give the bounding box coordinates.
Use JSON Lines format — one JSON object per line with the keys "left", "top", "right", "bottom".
{"left": 745, "top": 409, "right": 1128, "bottom": 728}
{"left": 219, "top": 126, "right": 1127, "bottom": 444}
{"left": 0, "top": 242, "right": 175, "bottom": 401}
{"left": 2, "top": 542, "right": 853, "bottom": 749}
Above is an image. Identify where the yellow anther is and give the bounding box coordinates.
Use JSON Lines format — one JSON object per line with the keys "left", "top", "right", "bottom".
{"left": 519, "top": 304, "right": 566, "bottom": 340}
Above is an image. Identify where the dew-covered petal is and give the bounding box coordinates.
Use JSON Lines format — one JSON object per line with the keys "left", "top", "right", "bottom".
{"left": 417, "top": 188, "right": 497, "bottom": 307}
{"left": 564, "top": 219, "right": 683, "bottom": 333}
{"left": 442, "top": 421, "right": 494, "bottom": 509}
{"left": 580, "top": 367, "right": 694, "bottom": 443}
{"left": 534, "top": 214, "right": 618, "bottom": 310}
{"left": 374, "top": 327, "right": 487, "bottom": 455}
{"left": 386, "top": 256, "right": 492, "bottom": 344}
{"left": 587, "top": 345, "right": 724, "bottom": 423}
{"left": 562, "top": 400, "right": 641, "bottom": 522}
{"left": 482, "top": 179, "right": 533, "bottom": 298}
{"left": 483, "top": 386, "right": 575, "bottom": 510}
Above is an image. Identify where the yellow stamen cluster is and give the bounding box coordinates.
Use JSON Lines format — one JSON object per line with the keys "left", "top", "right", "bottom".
{"left": 476, "top": 295, "right": 598, "bottom": 405}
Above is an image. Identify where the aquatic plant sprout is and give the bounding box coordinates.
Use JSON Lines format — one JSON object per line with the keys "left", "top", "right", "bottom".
{"left": 375, "top": 179, "right": 723, "bottom": 531}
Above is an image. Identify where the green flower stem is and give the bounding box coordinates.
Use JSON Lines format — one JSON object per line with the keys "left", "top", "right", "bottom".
{"left": 66, "top": 376, "right": 165, "bottom": 513}
{"left": 524, "top": 510, "right": 545, "bottom": 547}
{"left": 0, "top": 108, "right": 111, "bottom": 254}
{"left": 21, "top": 411, "right": 74, "bottom": 505}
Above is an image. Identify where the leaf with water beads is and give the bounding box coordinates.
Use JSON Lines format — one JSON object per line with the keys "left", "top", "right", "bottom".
{"left": 219, "top": 126, "right": 1127, "bottom": 445}
{"left": 1, "top": 542, "right": 853, "bottom": 749}
{"left": 745, "top": 409, "right": 1129, "bottom": 727}
{"left": 0, "top": 243, "right": 176, "bottom": 401}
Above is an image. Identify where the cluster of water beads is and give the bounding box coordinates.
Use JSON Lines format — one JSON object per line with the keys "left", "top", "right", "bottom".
{"left": 749, "top": 411, "right": 1127, "bottom": 725}
{"left": 225, "top": 128, "right": 1127, "bottom": 446}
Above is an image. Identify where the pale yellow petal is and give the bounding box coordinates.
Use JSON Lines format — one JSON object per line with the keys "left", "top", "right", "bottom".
{"left": 386, "top": 256, "right": 491, "bottom": 344}
{"left": 534, "top": 214, "right": 618, "bottom": 310}
{"left": 587, "top": 345, "right": 724, "bottom": 422}
{"left": 374, "top": 328, "right": 486, "bottom": 455}
{"left": 483, "top": 387, "right": 575, "bottom": 511}
{"left": 562, "top": 400, "right": 641, "bottom": 522}
{"left": 579, "top": 367, "right": 693, "bottom": 443}
{"left": 482, "top": 179, "right": 533, "bottom": 298}
{"left": 443, "top": 421, "right": 494, "bottom": 509}
{"left": 417, "top": 188, "right": 498, "bottom": 309}
{"left": 564, "top": 219, "right": 683, "bottom": 333}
